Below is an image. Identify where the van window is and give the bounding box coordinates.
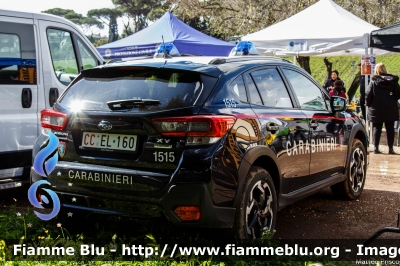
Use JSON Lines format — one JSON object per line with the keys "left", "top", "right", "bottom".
{"left": 77, "top": 38, "right": 97, "bottom": 70}
{"left": 47, "top": 29, "right": 79, "bottom": 84}
{"left": 0, "top": 27, "right": 36, "bottom": 85}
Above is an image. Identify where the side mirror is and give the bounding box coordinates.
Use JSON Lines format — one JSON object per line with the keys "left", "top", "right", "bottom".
{"left": 330, "top": 96, "right": 346, "bottom": 112}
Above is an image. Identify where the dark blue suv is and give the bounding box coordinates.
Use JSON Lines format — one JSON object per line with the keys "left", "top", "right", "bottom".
{"left": 31, "top": 56, "right": 368, "bottom": 239}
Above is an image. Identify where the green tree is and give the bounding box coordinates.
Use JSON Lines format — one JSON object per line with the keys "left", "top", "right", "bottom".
{"left": 168, "top": 0, "right": 400, "bottom": 78}
{"left": 88, "top": 8, "right": 124, "bottom": 43}
{"left": 112, "top": 0, "right": 169, "bottom": 33}
{"left": 42, "top": 8, "right": 103, "bottom": 39}
{"left": 168, "top": 0, "right": 400, "bottom": 38}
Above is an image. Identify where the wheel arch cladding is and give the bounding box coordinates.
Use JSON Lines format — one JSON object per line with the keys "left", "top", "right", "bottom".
{"left": 234, "top": 146, "right": 281, "bottom": 207}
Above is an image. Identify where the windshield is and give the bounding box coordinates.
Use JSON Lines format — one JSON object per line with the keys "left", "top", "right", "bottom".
{"left": 59, "top": 67, "right": 203, "bottom": 112}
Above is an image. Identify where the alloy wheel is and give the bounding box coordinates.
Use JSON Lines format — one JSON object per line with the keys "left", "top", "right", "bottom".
{"left": 246, "top": 180, "right": 274, "bottom": 239}
{"left": 349, "top": 147, "right": 365, "bottom": 193}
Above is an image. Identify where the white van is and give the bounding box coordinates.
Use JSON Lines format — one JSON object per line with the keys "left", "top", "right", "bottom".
{"left": 0, "top": 9, "right": 104, "bottom": 189}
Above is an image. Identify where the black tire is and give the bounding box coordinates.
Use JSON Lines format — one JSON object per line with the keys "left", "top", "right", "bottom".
{"left": 331, "top": 139, "right": 367, "bottom": 200}
{"left": 234, "top": 166, "right": 277, "bottom": 239}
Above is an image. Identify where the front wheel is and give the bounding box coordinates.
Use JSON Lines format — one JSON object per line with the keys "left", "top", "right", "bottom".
{"left": 331, "top": 139, "right": 367, "bottom": 199}
{"left": 234, "top": 166, "right": 277, "bottom": 239}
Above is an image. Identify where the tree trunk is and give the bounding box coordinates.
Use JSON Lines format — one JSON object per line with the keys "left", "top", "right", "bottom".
{"left": 297, "top": 56, "right": 311, "bottom": 75}
{"left": 323, "top": 57, "right": 332, "bottom": 84}
{"left": 347, "top": 70, "right": 361, "bottom": 102}
{"left": 108, "top": 15, "right": 119, "bottom": 43}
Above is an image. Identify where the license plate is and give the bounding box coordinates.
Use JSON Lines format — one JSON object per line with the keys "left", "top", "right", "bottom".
{"left": 82, "top": 132, "right": 137, "bottom": 151}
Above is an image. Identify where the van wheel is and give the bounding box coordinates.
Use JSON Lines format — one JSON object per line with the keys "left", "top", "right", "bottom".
{"left": 234, "top": 166, "right": 277, "bottom": 239}
{"left": 331, "top": 139, "right": 366, "bottom": 200}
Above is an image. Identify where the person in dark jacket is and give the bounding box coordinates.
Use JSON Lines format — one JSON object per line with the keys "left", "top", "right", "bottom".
{"left": 366, "top": 63, "right": 400, "bottom": 154}
{"left": 323, "top": 70, "right": 346, "bottom": 93}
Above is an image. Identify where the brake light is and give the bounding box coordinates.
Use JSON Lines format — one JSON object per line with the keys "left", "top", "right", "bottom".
{"left": 40, "top": 109, "right": 68, "bottom": 131}
{"left": 152, "top": 115, "right": 236, "bottom": 145}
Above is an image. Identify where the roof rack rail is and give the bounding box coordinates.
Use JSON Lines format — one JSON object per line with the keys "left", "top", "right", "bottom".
{"left": 208, "top": 56, "right": 293, "bottom": 65}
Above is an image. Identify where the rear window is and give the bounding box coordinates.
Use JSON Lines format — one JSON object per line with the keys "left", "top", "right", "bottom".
{"left": 59, "top": 67, "right": 204, "bottom": 112}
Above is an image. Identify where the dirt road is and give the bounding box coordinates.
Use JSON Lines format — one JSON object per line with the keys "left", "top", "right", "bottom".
{"left": 274, "top": 144, "right": 400, "bottom": 240}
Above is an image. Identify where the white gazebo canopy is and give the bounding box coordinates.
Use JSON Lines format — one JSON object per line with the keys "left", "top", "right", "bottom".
{"left": 242, "top": 0, "right": 380, "bottom": 56}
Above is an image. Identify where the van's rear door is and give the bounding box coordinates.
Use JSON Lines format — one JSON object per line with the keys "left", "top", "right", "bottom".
{"left": 0, "top": 15, "right": 38, "bottom": 184}
{"left": 37, "top": 18, "right": 104, "bottom": 110}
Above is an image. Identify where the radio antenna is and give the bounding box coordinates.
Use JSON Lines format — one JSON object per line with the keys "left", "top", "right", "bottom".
{"left": 162, "top": 35, "right": 167, "bottom": 59}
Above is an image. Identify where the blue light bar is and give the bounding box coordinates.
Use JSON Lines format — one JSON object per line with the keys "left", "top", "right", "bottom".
{"left": 229, "top": 41, "right": 259, "bottom": 56}
{"left": 154, "top": 43, "right": 180, "bottom": 58}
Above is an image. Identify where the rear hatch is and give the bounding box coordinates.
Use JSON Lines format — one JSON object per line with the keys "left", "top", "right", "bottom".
{"left": 46, "top": 64, "right": 224, "bottom": 204}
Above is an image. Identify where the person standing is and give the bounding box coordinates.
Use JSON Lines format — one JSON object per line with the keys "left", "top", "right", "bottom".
{"left": 323, "top": 70, "right": 345, "bottom": 93}
{"left": 329, "top": 80, "right": 347, "bottom": 98}
{"left": 366, "top": 63, "right": 400, "bottom": 154}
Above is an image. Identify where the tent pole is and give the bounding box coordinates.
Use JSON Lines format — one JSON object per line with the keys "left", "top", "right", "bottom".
{"left": 368, "top": 48, "right": 375, "bottom": 148}
{"left": 293, "top": 56, "right": 297, "bottom": 65}
{"left": 364, "top": 47, "right": 370, "bottom": 143}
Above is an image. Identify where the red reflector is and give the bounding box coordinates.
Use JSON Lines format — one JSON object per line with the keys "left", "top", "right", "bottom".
{"left": 174, "top": 206, "right": 201, "bottom": 221}
{"left": 40, "top": 109, "right": 68, "bottom": 131}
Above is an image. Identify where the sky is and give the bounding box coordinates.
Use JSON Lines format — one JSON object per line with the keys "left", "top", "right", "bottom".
{"left": 0, "top": 0, "right": 121, "bottom": 36}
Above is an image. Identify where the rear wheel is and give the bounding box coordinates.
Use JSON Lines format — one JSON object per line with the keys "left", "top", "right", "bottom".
{"left": 331, "top": 139, "right": 366, "bottom": 199}
{"left": 234, "top": 166, "right": 277, "bottom": 239}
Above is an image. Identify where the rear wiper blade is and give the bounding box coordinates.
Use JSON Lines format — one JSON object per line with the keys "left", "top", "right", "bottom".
{"left": 107, "top": 99, "right": 160, "bottom": 110}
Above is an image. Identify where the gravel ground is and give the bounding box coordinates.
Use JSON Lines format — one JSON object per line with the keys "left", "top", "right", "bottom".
{"left": 274, "top": 143, "right": 400, "bottom": 240}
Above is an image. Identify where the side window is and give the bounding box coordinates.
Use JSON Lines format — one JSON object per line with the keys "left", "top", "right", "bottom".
{"left": 47, "top": 28, "right": 79, "bottom": 84}
{"left": 0, "top": 23, "right": 36, "bottom": 85}
{"left": 251, "top": 69, "right": 293, "bottom": 108}
{"left": 229, "top": 75, "right": 247, "bottom": 102}
{"left": 323, "top": 92, "right": 331, "bottom": 111}
{"left": 282, "top": 68, "right": 327, "bottom": 110}
{"left": 77, "top": 38, "right": 97, "bottom": 70}
{"left": 243, "top": 73, "right": 262, "bottom": 105}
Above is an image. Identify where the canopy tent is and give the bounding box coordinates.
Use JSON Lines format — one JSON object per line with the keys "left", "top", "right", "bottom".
{"left": 370, "top": 22, "right": 400, "bottom": 52}
{"left": 97, "top": 12, "right": 235, "bottom": 59}
{"left": 242, "top": 0, "right": 379, "bottom": 56}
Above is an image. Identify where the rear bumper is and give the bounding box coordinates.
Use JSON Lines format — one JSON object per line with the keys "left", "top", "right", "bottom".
{"left": 162, "top": 184, "right": 236, "bottom": 228}
{"left": 31, "top": 166, "right": 236, "bottom": 228}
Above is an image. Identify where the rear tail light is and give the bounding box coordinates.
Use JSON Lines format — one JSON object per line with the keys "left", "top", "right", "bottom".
{"left": 152, "top": 115, "right": 236, "bottom": 145}
{"left": 174, "top": 206, "right": 201, "bottom": 221}
{"left": 40, "top": 109, "right": 68, "bottom": 131}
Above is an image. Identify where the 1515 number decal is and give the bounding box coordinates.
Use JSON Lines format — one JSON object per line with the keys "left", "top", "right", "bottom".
{"left": 223, "top": 98, "right": 237, "bottom": 108}
{"left": 153, "top": 151, "right": 175, "bottom": 162}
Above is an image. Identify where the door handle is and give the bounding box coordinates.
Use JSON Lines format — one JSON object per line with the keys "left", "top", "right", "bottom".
{"left": 49, "top": 88, "right": 59, "bottom": 107}
{"left": 267, "top": 123, "right": 279, "bottom": 132}
{"left": 309, "top": 120, "right": 319, "bottom": 129}
{"left": 21, "top": 88, "right": 32, "bottom": 108}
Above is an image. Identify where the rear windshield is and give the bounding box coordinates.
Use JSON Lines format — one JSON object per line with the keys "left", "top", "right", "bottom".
{"left": 59, "top": 67, "right": 204, "bottom": 112}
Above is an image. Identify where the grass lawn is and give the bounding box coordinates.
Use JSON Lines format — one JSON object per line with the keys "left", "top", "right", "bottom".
{"left": 0, "top": 207, "right": 379, "bottom": 265}
{"left": 284, "top": 53, "right": 400, "bottom": 99}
